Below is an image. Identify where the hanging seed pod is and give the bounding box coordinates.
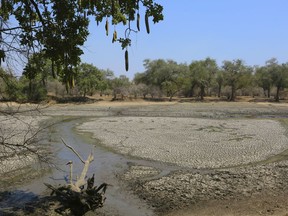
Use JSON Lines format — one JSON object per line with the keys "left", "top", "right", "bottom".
{"left": 145, "top": 12, "right": 150, "bottom": 34}
{"left": 125, "top": 49, "right": 129, "bottom": 71}
{"left": 137, "top": 12, "right": 140, "bottom": 31}
{"left": 78, "top": 0, "right": 82, "bottom": 7}
{"left": 112, "top": 30, "right": 117, "bottom": 43}
{"left": 84, "top": 10, "right": 87, "bottom": 19}
{"left": 105, "top": 19, "right": 109, "bottom": 36}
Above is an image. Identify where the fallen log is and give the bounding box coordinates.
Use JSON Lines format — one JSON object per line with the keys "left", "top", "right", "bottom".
{"left": 45, "top": 138, "right": 107, "bottom": 215}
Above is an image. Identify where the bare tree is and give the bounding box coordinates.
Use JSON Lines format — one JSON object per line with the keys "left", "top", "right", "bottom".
{"left": 0, "top": 103, "right": 51, "bottom": 174}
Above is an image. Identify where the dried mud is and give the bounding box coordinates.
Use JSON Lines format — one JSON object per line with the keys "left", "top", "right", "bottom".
{"left": 2, "top": 101, "right": 288, "bottom": 216}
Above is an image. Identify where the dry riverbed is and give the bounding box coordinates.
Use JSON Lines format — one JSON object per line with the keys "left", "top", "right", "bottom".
{"left": 2, "top": 101, "right": 288, "bottom": 215}
{"left": 74, "top": 101, "right": 288, "bottom": 216}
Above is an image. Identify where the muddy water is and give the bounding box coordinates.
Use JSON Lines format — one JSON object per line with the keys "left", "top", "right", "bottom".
{"left": 53, "top": 117, "right": 155, "bottom": 216}
{"left": 3, "top": 117, "right": 182, "bottom": 216}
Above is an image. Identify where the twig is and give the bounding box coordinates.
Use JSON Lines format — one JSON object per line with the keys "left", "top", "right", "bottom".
{"left": 61, "top": 138, "right": 85, "bottom": 164}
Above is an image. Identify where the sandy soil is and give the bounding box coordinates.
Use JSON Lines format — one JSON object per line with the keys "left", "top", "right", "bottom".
{"left": 2, "top": 100, "right": 288, "bottom": 216}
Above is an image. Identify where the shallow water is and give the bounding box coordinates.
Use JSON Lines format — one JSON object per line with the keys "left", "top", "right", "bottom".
{"left": 31, "top": 117, "right": 156, "bottom": 215}
{"left": 0, "top": 117, "right": 184, "bottom": 215}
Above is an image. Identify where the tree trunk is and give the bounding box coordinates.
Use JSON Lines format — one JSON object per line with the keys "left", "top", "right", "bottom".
{"left": 189, "top": 83, "right": 196, "bottom": 97}
{"left": 200, "top": 86, "right": 205, "bottom": 100}
{"left": 267, "top": 88, "right": 271, "bottom": 98}
{"left": 218, "top": 85, "right": 222, "bottom": 98}
{"left": 42, "top": 78, "right": 46, "bottom": 87}
{"left": 263, "top": 88, "right": 267, "bottom": 97}
{"left": 230, "top": 85, "right": 236, "bottom": 101}
{"left": 275, "top": 86, "right": 280, "bottom": 102}
{"left": 29, "top": 79, "right": 32, "bottom": 97}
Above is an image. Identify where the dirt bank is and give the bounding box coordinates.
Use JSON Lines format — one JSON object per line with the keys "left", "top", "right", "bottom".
{"left": 121, "top": 162, "right": 288, "bottom": 216}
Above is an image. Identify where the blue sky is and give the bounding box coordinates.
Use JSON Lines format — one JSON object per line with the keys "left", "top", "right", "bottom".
{"left": 81, "top": 0, "right": 288, "bottom": 79}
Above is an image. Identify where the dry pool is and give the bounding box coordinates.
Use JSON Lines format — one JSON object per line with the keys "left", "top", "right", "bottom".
{"left": 77, "top": 117, "right": 288, "bottom": 169}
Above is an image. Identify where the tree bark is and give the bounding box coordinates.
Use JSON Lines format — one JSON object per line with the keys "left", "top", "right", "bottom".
{"left": 275, "top": 86, "right": 280, "bottom": 102}
{"left": 189, "top": 83, "right": 195, "bottom": 97}
{"left": 218, "top": 85, "right": 222, "bottom": 98}
{"left": 267, "top": 88, "right": 271, "bottom": 98}
{"left": 61, "top": 138, "right": 94, "bottom": 192}
{"left": 230, "top": 85, "right": 236, "bottom": 101}
{"left": 200, "top": 85, "right": 205, "bottom": 100}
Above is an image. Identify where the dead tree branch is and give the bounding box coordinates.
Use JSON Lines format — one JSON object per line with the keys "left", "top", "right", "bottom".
{"left": 46, "top": 139, "right": 106, "bottom": 215}
{"left": 61, "top": 138, "right": 85, "bottom": 164}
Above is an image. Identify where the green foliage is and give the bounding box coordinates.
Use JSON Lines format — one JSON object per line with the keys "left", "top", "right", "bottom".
{"left": 265, "top": 58, "right": 288, "bottom": 101}
{"left": 189, "top": 58, "right": 218, "bottom": 100}
{"left": 76, "top": 63, "right": 107, "bottom": 97}
{"left": 255, "top": 66, "right": 273, "bottom": 97}
{"left": 0, "top": 68, "right": 25, "bottom": 101}
{"left": 215, "top": 70, "right": 224, "bottom": 97}
{"left": 23, "top": 52, "right": 53, "bottom": 84}
{"left": 20, "top": 77, "right": 48, "bottom": 102}
{"left": 0, "top": 0, "right": 164, "bottom": 80}
{"left": 222, "top": 59, "right": 251, "bottom": 101}
{"left": 140, "top": 59, "right": 167, "bottom": 87}
{"left": 4, "top": 76, "right": 23, "bottom": 101}
{"left": 0, "top": 54, "right": 50, "bottom": 102}
{"left": 135, "top": 59, "right": 189, "bottom": 100}
{"left": 22, "top": 53, "right": 53, "bottom": 101}
{"left": 111, "top": 75, "right": 130, "bottom": 99}
{"left": 112, "top": 75, "right": 130, "bottom": 88}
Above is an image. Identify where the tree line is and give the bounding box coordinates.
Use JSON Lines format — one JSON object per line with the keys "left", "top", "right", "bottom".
{"left": 0, "top": 56, "right": 288, "bottom": 103}
{"left": 135, "top": 57, "right": 288, "bottom": 102}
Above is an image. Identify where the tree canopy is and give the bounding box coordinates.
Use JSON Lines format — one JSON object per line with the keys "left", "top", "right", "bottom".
{"left": 2, "top": 56, "right": 288, "bottom": 102}
{"left": 76, "top": 63, "right": 106, "bottom": 97}
{"left": 132, "top": 57, "right": 288, "bottom": 102}
{"left": 189, "top": 58, "right": 218, "bottom": 100}
{"left": 0, "top": 0, "right": 164, "bottom": 83}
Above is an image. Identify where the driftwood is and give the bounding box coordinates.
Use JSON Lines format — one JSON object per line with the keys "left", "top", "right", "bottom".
{"left": 45, "top": 138, "right": 107, "bottom": 216}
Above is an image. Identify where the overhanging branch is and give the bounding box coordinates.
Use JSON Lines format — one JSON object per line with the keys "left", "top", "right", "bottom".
{"left": 29, "top": 0, "right": 46, "bottom": 27}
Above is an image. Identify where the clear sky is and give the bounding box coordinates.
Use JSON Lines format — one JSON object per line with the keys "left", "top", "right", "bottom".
{"left": 81, "top": 0, "right": 288, "bottom": 79}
